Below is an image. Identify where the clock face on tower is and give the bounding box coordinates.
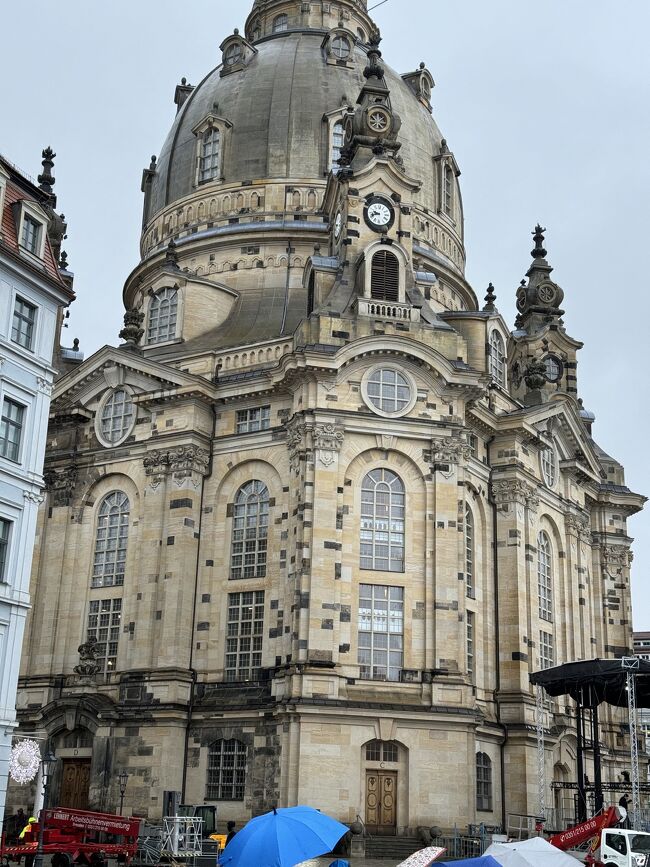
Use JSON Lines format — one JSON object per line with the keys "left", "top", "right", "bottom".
{"left": 364, "top": 196, "right": 395, "bottom": 232}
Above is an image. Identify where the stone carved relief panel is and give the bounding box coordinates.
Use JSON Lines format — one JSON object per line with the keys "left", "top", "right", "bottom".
{"left": 313, "top": 423, "right": 344, "bottom": 467}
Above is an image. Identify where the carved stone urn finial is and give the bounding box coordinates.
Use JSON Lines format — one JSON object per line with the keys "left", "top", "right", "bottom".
{"left": 119, "top": 308, "right": 145, "bottom": 351}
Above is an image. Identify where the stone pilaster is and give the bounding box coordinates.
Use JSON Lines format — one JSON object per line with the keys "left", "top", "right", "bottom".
{"left": 142, "top": 445, "right": 210, "bottom": 669}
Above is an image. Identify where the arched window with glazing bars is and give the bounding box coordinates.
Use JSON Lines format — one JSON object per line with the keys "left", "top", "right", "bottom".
{"left": 538, "top": 530, "right": 553, "bottom": 621}
{"left": 230, "top": 481, "right": 269, "bottom": 579}
{"left": 465, "top": 505, "right": 474, "bottom": 598}
{"left": 360, "top": 469, "right": 405, "bottom": 572}
{"left": 92, "top": 492, "right": 130, "bottom": 588}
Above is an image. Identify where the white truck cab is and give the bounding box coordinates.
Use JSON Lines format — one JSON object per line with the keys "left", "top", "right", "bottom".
{"left": 599, "top": 830, "right": 650, "bottom": 867}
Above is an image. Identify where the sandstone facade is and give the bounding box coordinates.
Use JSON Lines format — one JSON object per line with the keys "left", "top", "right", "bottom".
{"left": 9, "top": 0, "right": 645, "bottom": 835}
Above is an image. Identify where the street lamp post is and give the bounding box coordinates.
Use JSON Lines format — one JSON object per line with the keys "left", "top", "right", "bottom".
{"left": 118, "top": 771, "right": 129, "bottom": 815}
{"left": 33, "top": 751, "right": 57, "bottom": 867}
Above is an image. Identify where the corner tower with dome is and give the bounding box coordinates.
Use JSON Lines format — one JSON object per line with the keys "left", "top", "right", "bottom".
{"left": 10, "top": 0, "right": 645, "bottom": 837}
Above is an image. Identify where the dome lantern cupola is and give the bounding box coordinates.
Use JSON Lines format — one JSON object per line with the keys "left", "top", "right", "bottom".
{"left": 245, "top": 0, "right": 376, "bottom": 43}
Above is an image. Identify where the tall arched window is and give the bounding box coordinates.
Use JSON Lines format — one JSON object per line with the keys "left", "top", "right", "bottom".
{"left": 476, "top": 752, "right": 493, "bottom": 811}
{"left": 92, "top": 492, "right": 130, "bottom": 588}
{"left": 331, "top": 121, "right": 344, "bottom": 173}
{"left": 465, "top": 505, "right": 474, "bottom": 599}
{"left": 541, "top": 445, "right": 557, "bottom": 487}
{"left": 443, "top": 164, "right": 453, "bottom": 216}
{"left": 538, "top": 531, "right": 553, "bottom": 621}
{"left": 199, "top": 127, "right": 221, "bottom": 183}
{"left": 272, "top": 13, "right": 288, "bottom": 32}
{"left": 147, "top": 287, "right": 178, "bottom": 344}
{"left": 206, "top": 739, "right": 247, "bottom": 800}
{"left": 230, "top": 481, "right": 269, "bottom": 579}
{"left": 360, "top": 469, "right": 405, "bottom": 572}
{"left": 489, "top": 330, "right": 506, "bottom": 388}
{"left": 370, "top": 250, "right": 399, "bottom": 302}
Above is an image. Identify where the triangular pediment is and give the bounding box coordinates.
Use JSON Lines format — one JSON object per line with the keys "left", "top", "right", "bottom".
{"left": 52, "top": 344, "right": 214, "bottom": 412}
{"left": 517, "top": 397, "right": 604, "bottom": 481}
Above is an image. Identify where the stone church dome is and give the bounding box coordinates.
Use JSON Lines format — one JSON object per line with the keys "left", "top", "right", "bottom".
{"left": 131, "top": 0, "right": 471, "bottom": 355}
{"left": 146, "top": 33, "right": 449, "bottom": 228}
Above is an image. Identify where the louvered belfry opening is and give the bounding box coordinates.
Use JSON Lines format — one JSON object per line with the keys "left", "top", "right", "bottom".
{"left": 370, "top": 251, "right": 400, "bottom": 302}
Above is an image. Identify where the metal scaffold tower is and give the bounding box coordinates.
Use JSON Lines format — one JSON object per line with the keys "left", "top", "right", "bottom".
{"left": 623, "top": 656, "right": 640, "bottom": 828}
{"left": 530, "top": 657, "right": 650, "bottom": 828}
{"left": 536, "top": 683, "right": 546, "bottom": 820}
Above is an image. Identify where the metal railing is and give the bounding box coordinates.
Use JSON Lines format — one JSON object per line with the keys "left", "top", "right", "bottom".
{"left": 432, "top": 826, "right": 494, "bottom": 860}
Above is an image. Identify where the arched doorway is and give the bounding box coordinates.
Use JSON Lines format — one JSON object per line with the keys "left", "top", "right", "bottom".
{"left": 362, "top": 739, "right": 407, "bottom": 836}
{"left": 56, "top": 728, "right": 93, "bottom": 810}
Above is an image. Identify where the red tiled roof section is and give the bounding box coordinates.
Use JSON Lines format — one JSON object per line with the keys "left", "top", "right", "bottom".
{"left": 1, "top": 176, "right": 71, "bottom": 296}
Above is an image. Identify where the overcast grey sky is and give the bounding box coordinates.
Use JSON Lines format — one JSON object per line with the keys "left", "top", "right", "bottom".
{"left": 3, "top": 0, "right": 649, "bottom": 627}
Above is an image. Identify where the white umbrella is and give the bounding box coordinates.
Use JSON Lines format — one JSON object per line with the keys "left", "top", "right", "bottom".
{"left": 485, "top": 836, "right": 582, "bottom": 867}
{"left": 396, "top": 845, "right": 447, "bottom": 867}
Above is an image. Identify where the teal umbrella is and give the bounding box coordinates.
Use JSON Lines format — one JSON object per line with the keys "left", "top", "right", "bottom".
{"left": 219, "top": 806, "right": 349, "bottom": 867}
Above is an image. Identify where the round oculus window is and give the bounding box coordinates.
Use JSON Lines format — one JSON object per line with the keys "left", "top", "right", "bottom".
{"left": 362, "top": 367, "right": 416, "bottom": 417}
{"left": 97, "top": 388, "right": 135, "bottom": 446}
{"left": 331, "top": 35, "right": 351, "bottom": 59}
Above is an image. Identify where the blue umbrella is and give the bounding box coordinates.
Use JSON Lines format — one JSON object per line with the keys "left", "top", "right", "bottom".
{"left": 218, "top": 806, "right": 349, "bottom": 867}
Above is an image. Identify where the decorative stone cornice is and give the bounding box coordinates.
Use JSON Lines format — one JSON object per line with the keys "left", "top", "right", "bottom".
{"left": 313, "top": 422, "right": 344, "bottom": 467}
{"left": 491, "top": 478, "right": 539, "bottom": 509}
{"left": 143, "top": 445, "right": 210, "bottom": 482}
{"left": 43, "top": 465, "right": 78, "bottom": 507}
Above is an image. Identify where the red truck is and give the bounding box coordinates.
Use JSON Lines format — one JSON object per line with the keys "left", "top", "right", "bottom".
{"left": 549, "top": 805, "right": 650, "bottom": 867}
{"left": 1, "top": 807, "right": 141, "bottom": 867}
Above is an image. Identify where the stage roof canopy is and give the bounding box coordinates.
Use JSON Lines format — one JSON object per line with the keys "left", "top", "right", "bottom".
{"left": 530, "top": 658, "right": 650, "bottom": 707}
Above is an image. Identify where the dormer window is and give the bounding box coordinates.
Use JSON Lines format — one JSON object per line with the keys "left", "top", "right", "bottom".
{"left": 273, "top": 14, "right": 288, "bottom": 33}
{"left": 14, "top": 200, "right": 48, "bottom": 260}
{"left": 219, "top": 32, "right": 256, "bottom": 78}
{"left": 324, "top": 28, "right": 355, "bottom": 68}
{"left": 200, "top": 127, "right": 221, "bottom": 183}
{"left": 224, "top": 42, "right": 243, "bottom": 66}
{"left": 193, "top": 114, "right": 232, "bottom": 186}
{"left": 21, "top": 215, "right": 41, "bottom": 254}
{"left": 147, "top": 287, "right": 178, "bottom": 344}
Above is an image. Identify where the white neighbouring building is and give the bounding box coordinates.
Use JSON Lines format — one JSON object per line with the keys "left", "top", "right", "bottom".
{"left": 0, "top": 150, "right": 75, "bottom": 821}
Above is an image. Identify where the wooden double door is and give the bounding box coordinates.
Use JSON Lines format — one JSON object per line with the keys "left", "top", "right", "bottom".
{"left": 60, "top": 759, "right": 91, "bottom": 810}
{"left": 365, "top": 770, "right": 397, "bottom": 835}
